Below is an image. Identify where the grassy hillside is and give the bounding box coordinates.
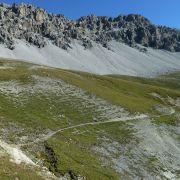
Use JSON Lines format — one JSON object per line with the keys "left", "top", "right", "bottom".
{"left": 0, "top": 156, "right": 43, "bottom": 180}
{"left": 38, "top": 69, "right": 180, "bottom": 113}
{"left": 0, "top": 59, "right": 179, "bottom": 179}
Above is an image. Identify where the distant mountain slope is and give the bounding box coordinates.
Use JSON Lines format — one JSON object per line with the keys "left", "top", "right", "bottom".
{"left": 0, "top": 3, "right": 180, "bottom": 76}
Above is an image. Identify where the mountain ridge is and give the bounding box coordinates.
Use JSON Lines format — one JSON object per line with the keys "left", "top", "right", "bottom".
{"left": 0, "top": 3, "right": 180, "bottom": 52}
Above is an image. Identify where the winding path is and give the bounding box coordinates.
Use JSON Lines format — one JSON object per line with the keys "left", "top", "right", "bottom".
{"left": 21, "top": 114, "right": 149, "bottom": 146}
{"left": 0, "top": 109, "right": 176, "bottom": 173}
{"left": 21, "top": 108, "right": 176, "bottom": 147}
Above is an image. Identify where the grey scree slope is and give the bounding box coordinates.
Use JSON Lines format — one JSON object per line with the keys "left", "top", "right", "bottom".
{"left": 0, "top": 3, "right": 180, "bottom": 76}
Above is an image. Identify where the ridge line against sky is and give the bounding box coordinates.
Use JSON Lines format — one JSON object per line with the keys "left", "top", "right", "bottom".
{"left": 1, "top": 0, "right": 180, "bottom": 28}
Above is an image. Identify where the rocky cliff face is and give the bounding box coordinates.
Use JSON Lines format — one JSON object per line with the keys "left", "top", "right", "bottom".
{"left": 0, "top": 3, "right": 180, "bottom": 51}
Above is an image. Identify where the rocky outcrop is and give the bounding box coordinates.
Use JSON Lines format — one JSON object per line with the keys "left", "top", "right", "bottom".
{"left": 0, "top": 3, "right": 180, "bottom": 52}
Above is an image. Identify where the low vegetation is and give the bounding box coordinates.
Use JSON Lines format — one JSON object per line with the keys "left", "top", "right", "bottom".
{"left": 40, "top": 122, "right": 134, "bottom": 179}
{"left": 0, "top": 59, "right": 179, "bottom": 179}
{"left": 153, "top": 114, "right": 180, "bottom": 126}
{"left": 34, "top": 68, "right": 180, "bottom": 113}
{"left": 0, "top": 156, "right": 43, "bottom": 180}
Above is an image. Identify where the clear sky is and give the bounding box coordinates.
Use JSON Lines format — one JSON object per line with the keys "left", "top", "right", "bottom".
{"left": 1, "top": 0, "right": 180, "bottom": 28}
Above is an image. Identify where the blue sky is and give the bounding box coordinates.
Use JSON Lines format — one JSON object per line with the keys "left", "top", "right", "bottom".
{"left": 1, "top": 0, "right": 180, "bottom": 28}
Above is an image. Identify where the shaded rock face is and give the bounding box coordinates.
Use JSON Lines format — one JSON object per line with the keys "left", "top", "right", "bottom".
{"left": 0, "top": 3, "right": 180, "bottom": 51}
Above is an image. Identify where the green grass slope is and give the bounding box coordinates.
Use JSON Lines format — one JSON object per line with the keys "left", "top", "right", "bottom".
{"left": 0, "top": 59, "right": 179, "bottom": 179}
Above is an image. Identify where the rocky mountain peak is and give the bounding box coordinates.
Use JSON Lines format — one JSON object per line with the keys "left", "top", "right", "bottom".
{"left": 0, "top": 3, "right": 180, "bottom": 52}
